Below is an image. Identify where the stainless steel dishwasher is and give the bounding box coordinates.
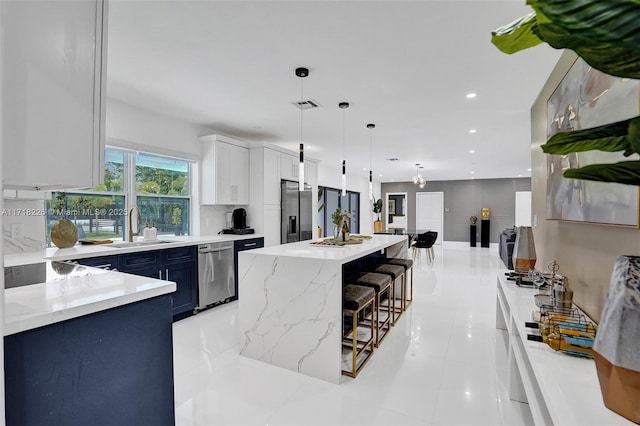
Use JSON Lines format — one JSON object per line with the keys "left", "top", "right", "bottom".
{"left": 197, "top": 242, "right": 234, "bottom": 311}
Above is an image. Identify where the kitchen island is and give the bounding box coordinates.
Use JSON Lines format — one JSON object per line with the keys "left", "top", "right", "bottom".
{"left": 4, "top": 262, "right": 176, "bottom": 425}
{"left": 238, "top": 235, "right": 407, "bottom": 383}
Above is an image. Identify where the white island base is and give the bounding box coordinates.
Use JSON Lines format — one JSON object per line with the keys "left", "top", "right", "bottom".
{"left": 238, "top": 235, "right": 407, "bottom": 383}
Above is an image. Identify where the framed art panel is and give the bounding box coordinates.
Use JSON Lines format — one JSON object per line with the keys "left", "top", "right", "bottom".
{"left": 546, "top": 57, "right": 640, "bottom": 227}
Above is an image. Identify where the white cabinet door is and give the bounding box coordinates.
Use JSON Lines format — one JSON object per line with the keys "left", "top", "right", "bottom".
{"left": 305, "top": 161, "right": 318, "bottom": 188}
{"left": 201, "top": 138, "right": 249, "bottom": 205}
{"left": 2, "top": 0, "right": 107, "bottom": 190}
{"left": 263, "top": 148, "right": 280, "bottom": 204}
{"left": 280, "top": 153, "right": 298, "bottom": 182}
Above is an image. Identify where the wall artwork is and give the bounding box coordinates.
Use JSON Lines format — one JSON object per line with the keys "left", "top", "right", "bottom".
{"left": 546, "top": 57, "right": 640, "bottom": 227}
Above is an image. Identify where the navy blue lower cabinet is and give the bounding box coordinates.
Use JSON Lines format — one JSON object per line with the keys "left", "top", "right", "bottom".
{"left": 117, "top": 246, "right": 198, "bottom": 320}
{"left": 4, "top": 294, "right": 175, "bottom": 426}
{"left": 233, "top": 238, "right": 264, "bottom": 299}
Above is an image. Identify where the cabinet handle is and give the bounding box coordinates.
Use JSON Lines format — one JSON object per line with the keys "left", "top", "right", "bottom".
{"left": 244, "top": 243, "right": 257, "bottom": 247}
{"left": 166, "top": 269, "right": 169, "bottom": 280}
{"left": 158, "top": 270, "right": 162, "bottom": 279}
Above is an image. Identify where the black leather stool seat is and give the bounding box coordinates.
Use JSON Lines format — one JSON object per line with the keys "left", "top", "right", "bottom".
{"left": 343, "top": 285, "right": 375, "bottom": 311}
{"left": 355, "top": 272, "right": 391, "bottom": 291}
{"left": 386, "top": 258, "right": 413, "bottom": 270}
{"left": 373, "top": 263, "right": 404, "bottom": 280}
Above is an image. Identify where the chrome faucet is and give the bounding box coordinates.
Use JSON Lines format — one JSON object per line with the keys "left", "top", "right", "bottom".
{"left": 128, "top": 206, "right": 142, "bottom": 242}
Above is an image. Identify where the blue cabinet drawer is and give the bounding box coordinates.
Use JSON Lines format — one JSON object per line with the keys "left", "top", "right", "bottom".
{"left": 164, "top": 246, "right": 196, "bottom": 265}
{"left": 118, "top": 251, "right": 162, "bottom": 271}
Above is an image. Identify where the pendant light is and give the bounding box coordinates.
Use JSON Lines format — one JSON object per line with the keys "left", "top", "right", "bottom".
{"left": 367, "top": 123, "right": 375, "bottom": 201}
{"left": 296, "top": 67, "right": 309, "bottom": 191}
{"left": 339, "top": 102, "right": 349, "bottom": 196}
{"left": 413, "top": 163, "right": 427, "bottom": 188}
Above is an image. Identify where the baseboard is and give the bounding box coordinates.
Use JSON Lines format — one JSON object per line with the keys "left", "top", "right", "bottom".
{"left": 442, "top": 241, "right": 499, "bottom": 252}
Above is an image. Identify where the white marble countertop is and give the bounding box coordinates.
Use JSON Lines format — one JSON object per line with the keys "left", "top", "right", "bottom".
{"left": 5, "top": 234, "right": 264, "bottom": 267}
{"left": 243, "top": 235, "right": 407, "bottom": 264}
{"left": 4, "top": 263, "right": 176, "bottom": 336}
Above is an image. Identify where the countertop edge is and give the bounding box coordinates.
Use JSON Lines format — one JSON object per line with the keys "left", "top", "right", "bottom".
{"left": 4, "top": 272, "right": 176, "bottom": 336}
{"left": 5, "top": 234, "right": 265, "bottom": 267}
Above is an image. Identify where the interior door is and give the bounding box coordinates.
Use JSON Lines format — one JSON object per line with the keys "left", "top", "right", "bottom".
{"left": 416, "top": 192, "right": 444, "bottom": 245}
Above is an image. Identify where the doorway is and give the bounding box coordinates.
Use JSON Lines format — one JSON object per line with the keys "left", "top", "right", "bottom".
{"left": 386, "top": 192, "right": 407, "bottom": 231}
{"left": 416, "top": 192, "right": 444, "bottom": 245}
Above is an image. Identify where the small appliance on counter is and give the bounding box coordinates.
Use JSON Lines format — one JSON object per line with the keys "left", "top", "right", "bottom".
{"left": 221, "top": 208, "right": 255, "bottom": 235}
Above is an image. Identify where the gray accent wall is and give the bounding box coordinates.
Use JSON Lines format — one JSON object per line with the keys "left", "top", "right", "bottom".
{"left": 381, "top": 178, "right": 531, "bottom": 243}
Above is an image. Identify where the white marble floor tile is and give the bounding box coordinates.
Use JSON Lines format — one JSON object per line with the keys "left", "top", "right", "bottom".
{"left": 173, "top": 246, "right": 532, "bottom": 425}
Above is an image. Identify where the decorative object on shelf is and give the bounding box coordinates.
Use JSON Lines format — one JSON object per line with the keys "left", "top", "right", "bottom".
{"left": 50, "top": 219, "right": 78, "bottom": 248}
{"left": 412, "top": 163, "right": 426, "bottom": 188}
{"left": 512, "top": 226, "right": 536, "bottom": 271}
{"left": 481, "top": 207, "right": 490, "bottom": 220}
{"left": 373, "top": 198, "right": 384, "bottom": 233}
{"left": 469, "top": 216, "right": 478, "bottom": 247}
{"left": 593, "top": 255, "right": 640, "bottom": 424}
{"left": 339, "top": 102, "right": 349, "bottom": 196}
{"left": 367, "top": 123, "right": 375, "bottom": 201}
{"left": 295, "top": 67, "right": 309, "bottom": 192}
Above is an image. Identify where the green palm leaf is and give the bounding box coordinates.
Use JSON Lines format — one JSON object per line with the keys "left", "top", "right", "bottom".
{"left": 541, "top": 117, "right": 640, "bottom": 156}
{"left": 491, "top": 1, "right": 640, "bottom": 77}
{"left": 491, "top": 12, "right": 543, "bottom": 54}
{"left": 563, "top": 161, "right": 640, "bottom": 185}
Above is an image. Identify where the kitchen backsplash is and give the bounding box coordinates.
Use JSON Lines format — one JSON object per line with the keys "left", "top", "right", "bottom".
{"left": 199, "top": 205, "right": 235, "bottom": 235}
{"left": 3, "top": 199, "right": 47, "bottom": 254}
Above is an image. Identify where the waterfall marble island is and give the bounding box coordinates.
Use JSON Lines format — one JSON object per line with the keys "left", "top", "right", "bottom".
{"left": 238, "top": 234, "right": 407, "bottom": 383}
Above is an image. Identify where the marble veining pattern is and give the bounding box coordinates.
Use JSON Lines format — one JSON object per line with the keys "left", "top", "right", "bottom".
{"left": 239, "top": 253, "right": 342, "bottom": 383}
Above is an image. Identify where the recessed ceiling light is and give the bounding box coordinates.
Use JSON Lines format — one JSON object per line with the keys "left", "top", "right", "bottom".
{"left": 391, "top": 178, "right": 395, "bottom": 182}
{"left": 527, "top": 168, "right": 532, "bottom": 172}
{"left": 378, "top": 174, "right": 382, "bottom": 177}
{"left": 469, "top": 150, "right": 475, "bottom": 154}
{"left": 469, "top": 129, "right": 477, "bottom": 134}
{"left": 518, "top": 174, "right": 523, "bottom": 177}
{"left": 466, "top": 93, "right": 477, "bottom": 99}
{"left": 471, "top": 176, "right": 475, "bottom": 180}
{"left": 470, "top": 171, "right": 475, "bottom": 174}
{"left": 362, "top": 167, "right": 367, "bottom": 171}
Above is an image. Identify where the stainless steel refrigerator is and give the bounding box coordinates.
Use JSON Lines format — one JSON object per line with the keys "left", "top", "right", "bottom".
{"left": 281, "top": 180, "right": 312, "bottom": 243}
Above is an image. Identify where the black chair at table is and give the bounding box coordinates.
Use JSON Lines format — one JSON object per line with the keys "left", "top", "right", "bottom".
{"left": 412, "top": 231, "right": 438, "bottom": 262}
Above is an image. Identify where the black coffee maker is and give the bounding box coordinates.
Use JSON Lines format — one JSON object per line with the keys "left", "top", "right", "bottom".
{"left": 222, "top": 208, "right": 254, "bottom": 234}
{"left": 232, "top": 208, "right": 247, "bottom": 229}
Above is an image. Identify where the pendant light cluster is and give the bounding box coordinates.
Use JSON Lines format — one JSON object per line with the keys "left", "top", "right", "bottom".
{"left": 295, "top": 67, "right": 308, "bottom": 191}
{"left": 413, "top": 163, "right": 427, "bottom": 188}
{"left": 293, "top": 67, "right": 381, "bottom": 196}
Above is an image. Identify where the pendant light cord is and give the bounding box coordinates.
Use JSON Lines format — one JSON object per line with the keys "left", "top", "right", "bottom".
{"left": 300, "top": 78, "right": 304, "bottom": 144}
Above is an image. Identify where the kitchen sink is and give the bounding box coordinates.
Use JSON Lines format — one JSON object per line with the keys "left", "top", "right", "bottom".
{"left": 107, "top": 240, "right": 173, "bottom": 248}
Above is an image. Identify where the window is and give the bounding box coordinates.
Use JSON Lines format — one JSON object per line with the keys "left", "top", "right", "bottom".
{"left": 46, "top": 148, "right": 192, "bottom": 244}
{"left": 317, "top": 186, "right": 360, "bottom": 237}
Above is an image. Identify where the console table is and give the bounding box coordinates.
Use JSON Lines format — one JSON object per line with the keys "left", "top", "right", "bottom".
{"left": 495, "top": 273, "right": 632, "bottom": 425}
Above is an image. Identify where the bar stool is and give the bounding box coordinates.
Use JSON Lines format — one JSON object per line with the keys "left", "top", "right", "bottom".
{"left": 371, "top": 263, "right": 405, "bottom": 324}
{"left": 355, "top": 272, "right": 392, "bottom": 347}
{"left": 385, "top": 258, "right": 414, "bottom": 309}
{"left": 342, "top": 284, "right": 376, "bottom": 378}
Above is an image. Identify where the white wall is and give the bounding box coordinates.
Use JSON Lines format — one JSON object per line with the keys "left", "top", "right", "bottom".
{"left": 515, "top": 191, "right": 532, "bottom": 226}
{"left": 105, "top": 99, "right": 231, "bottom": 236}
{"left": 317, "top": 162, "right": 381, "bottom": 235}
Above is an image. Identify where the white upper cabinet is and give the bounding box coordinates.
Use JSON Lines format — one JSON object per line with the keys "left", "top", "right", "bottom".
{"left": 263, "top": 148, "right": 280, "bottom": 205}
{"left": 2, "top": 0, "right": 108, "bottom": 190}
{"left": 201, "top": 135, "right": 249, "bottom": 205}
{"left": 280, "top": 153, "right": 299, "bottom": 182}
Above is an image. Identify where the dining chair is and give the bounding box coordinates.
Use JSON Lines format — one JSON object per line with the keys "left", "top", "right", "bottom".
{"left": 412, "top": 231, "right": 438, "bottom": 262}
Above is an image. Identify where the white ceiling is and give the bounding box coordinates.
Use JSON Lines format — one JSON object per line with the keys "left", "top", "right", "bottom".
{"left": 107, "top": 0, "right": 562, "bottom": 183}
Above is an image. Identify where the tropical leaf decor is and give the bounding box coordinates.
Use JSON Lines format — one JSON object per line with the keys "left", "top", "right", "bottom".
{"left": 491, "top": 0, "right": 640, "bottom": 185}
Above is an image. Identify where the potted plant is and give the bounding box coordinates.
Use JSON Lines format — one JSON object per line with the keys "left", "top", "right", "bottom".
{"left": 331, "top": 208, "right": 350, "bottom": 241}
{"left": 373, "top": 198, "right": 384, "bottom": 233}
{"left": 172, "top": 207, "right": 183, "bottom": 236}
